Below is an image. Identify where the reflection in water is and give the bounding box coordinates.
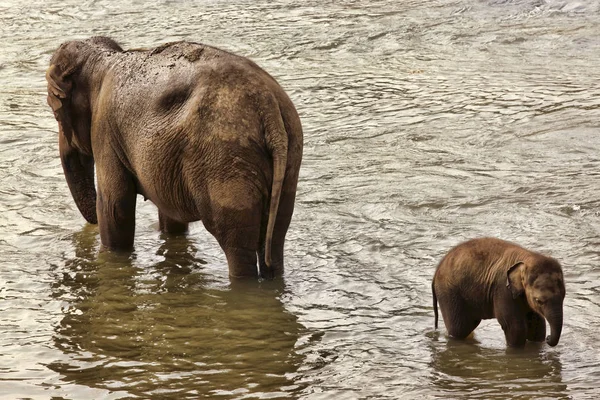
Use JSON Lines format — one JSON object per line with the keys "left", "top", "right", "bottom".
{"left": 49, "top": 227, "right": 307, "bottom": 399}
{"left": 429, "top": 335, "right": 568, "bottom": 399}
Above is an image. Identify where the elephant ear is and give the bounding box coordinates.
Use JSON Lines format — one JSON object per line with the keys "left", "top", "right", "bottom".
{"left": 46, "top": 63, "right": 75, "bottom": 145}
{"left": 46, "top": 64, "right": 73, "bottom": 111}
{"left": 506, "top": 261, "right": 525, "bottom": 299}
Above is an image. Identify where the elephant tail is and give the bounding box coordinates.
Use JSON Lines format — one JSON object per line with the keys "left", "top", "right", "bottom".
{"left": 264, "top": 102, "right": 289, "bottom": 271}
{"left": 432, "top": 280, "right": 439, "bottom": 329}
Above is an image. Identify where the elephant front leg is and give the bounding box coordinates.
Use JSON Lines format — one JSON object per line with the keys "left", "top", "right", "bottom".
{"left": 526, "top": 311, "right": 546, "bottom": 342}
{"left": 159, "top": 211, "right": 188, "bottom": 235}
{"left": 96, "top": 164, "right": 137, "bottom": 252}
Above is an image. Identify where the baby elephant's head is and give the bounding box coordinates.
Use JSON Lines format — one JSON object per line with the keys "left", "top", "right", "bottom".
{"left": 507, "top": 257, "right": 566, "bottom": 346}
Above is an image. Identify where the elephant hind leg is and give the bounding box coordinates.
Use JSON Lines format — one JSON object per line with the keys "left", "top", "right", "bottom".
{"left": 210, "top": 228, "right": 260, "bottom": 278}
{"left": 204, "top": 205, "right": 262, "bottom": 279}
{"left": 202, "top": 179, "right": 273, "bottom": 278}
{"left": 159, "top": 211, "right": 189, "bottom": 235}
{"left": 447, "top": 315, "right": 481, "bottom": 340}
{"left": 438, "top": 294, "right": 481, "bottom": 339}
{"left": 224, "top": 246, "right": 259, "bottom": 279}
{"left": 217, "top": 221, "right": 261, "bottom": 278}
{"left": 257, "top": 188, "right": 296, "bottom": 279}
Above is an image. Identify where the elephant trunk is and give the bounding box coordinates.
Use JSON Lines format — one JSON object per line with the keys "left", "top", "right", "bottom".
{"left": 545, "top": 306, "right": 563, "bottom": 347}
{"left": 59, "top": 129, "right": 98, "bottom": 224}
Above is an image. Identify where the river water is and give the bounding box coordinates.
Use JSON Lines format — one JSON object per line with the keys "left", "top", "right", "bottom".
{"left": 1, "top": 0, "right": 600, "bottom": 398}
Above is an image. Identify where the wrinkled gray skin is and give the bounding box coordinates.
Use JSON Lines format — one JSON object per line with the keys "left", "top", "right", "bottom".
{"left": 46, "top": 37, "right": 303, "bottom": 279}
{"left": 432, "top": 238, "right": 566, "bottom": 347}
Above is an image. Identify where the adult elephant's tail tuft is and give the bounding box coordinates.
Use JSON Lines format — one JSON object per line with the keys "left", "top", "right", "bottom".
{"left": 263, "top": 101, "right": 288, "bottom": 277}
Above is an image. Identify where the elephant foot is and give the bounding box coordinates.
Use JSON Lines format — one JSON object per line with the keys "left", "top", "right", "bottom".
{"left": 224, "top": 246, "right": 260, "bottom": 279}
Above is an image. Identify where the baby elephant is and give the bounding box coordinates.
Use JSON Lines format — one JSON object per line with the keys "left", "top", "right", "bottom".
{"left": 432, "top": 237, "right": 566, "bottom": 347}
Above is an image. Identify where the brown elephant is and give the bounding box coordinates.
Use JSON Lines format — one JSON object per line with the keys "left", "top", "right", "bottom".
{"left": 46, "top": 37, "right": 303, "bottom": 279}
{"left": 432, "top": 237, "right": 565, "bottom": 347}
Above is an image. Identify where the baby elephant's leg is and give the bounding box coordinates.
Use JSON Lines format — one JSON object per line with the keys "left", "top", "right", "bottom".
{"left": 526, "top": 312, "right": 546, "bottom": 342}
{"left": 498, "top": 316, "right": 527, "bottom": 347}
{"left": 439, "top": 294, "right": 482, "bottom": 339}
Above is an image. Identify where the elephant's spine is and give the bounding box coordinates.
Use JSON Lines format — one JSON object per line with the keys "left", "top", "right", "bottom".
{"left": 264, "top": 101, "right": 288, "bottom": 270}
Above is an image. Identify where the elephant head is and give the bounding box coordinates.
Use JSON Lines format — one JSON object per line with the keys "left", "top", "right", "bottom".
{"left": 507, "top": 258, "right": 566, "bottom": 346}
{"left": 46, "top": 37, "right": 123, "bottom": 224}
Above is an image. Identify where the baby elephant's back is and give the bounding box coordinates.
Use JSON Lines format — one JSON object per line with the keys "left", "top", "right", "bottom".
{"left": 434, "top": 238, "right": 521, "bottom": 299}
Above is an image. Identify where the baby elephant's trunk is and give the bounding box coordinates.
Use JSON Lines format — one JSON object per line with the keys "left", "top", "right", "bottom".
{"left": 545, "top": 307, "right": 563, "bottom": 347}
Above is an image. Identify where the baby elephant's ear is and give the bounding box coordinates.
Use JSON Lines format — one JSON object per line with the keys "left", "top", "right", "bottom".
{"left": 506, "top": 261, "right": 525, "bottom": 299}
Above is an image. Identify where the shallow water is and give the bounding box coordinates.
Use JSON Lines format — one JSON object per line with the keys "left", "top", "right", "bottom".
{"left": 1, "top": 0, "right": 600, "bottom": 398}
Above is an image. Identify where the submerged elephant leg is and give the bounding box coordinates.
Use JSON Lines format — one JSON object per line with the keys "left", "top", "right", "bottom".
{"left": 224, "top": 245, "right": 259, "bottom": 279}
{"left": 215, "top": 221, "right": 260, "bottom": 278}
{"left": 498, "top": 317, "right": 527, "bottom": 347}
{"left": 97, "top": 190, "right": 136, "bottom": 251}
{"left": 438, "top": 293, "right": 481, "bottom": 339}
{"left": 159, "top": 211, "right": 188, "bottom": 235}
{"left": 96, "top": 160, "right": 137, "bottom": 251}
{"left": 496, "top": 298, "right": 528, "bottom": 347}
{"left": 526, "top": 312, "right": 546, "bottom": 342}
{"left": 264, "top": 188, "right": 296, "bottom": 278}
{"left": 204, "top": 196, "right": 263, "bottom": 279}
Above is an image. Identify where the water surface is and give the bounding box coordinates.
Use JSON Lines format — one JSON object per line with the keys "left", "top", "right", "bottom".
{"left": 1, "top": 0, "right": 600, "bottom": 398}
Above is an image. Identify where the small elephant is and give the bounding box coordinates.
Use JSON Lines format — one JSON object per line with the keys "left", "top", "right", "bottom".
{"left": 46, "top": 37, "right": 303, "bottom": 279}
{"left": 432, "top": 237, "right": 565, "bottom": 347}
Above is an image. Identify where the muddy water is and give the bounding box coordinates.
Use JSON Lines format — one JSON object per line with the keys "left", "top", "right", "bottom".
{"left": 1, "top": 0, "right": 600, "bottom": 398}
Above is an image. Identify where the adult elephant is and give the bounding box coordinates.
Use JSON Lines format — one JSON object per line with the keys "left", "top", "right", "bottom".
{"left": 46, "top": 37, "right": 303, "bottom": 279}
